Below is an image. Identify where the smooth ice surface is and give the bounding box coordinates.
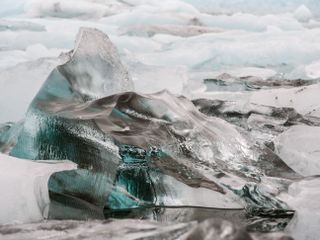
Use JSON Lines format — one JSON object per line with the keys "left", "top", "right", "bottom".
{"left": 280, "top": 177, "right": 320, "bottom": 240}
{"left": 0, "top": 153, "right": 76, "bottom": 224}
{"left": 56, "top": 27, "right": 134, "bottom": 100}
{"left": 275, "top": 126, "right": 320, "bottom": 176}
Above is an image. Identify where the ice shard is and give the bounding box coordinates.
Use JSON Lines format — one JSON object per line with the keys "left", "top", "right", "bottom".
{"left": 275, "top": 126, "right": 320, "bottom": 176}
{"left": 31, "top": 27, "right": 134, "bottom": 107}
{"left": 5, "top": 28, "right": 299, "bottom": 221}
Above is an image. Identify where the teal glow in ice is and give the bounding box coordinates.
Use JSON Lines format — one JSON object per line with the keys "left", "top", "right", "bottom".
{"left": 118, "top": 144, "right": 164, "bottom": 164}
{"left": 107, "top": 167, "right": 156, "bottom": 209}
{"left": 106, "top": 145, "right": 164, "bottom": 209}
{"left": 119, "top": 145, "right": 147, "bottom": 164}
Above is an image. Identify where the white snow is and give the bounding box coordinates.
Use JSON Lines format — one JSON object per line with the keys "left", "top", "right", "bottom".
{"left": 0, "top": 153, "right": 76, "bottom": 224}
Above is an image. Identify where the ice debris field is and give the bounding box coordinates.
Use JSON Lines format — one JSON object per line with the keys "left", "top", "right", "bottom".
{"left": 0, "top": 1, "right": 320, "bottom": 240}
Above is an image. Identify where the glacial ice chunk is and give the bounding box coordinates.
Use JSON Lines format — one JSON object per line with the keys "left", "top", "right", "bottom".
{"left": 0, "top": 153, "right": 76, "bottom": 224}
{"left": 9, "top": 87, "right": 299, "bottom": 213}
{"left": 180, "top": 0, "right": 320, "bottom": 17}
{"left": 47, "top": 27, "right": 134, "bottom": 101}
{"left": 280, "top": 177, "right": 320, "bottom": 240}
{"left": 24, "top": 0, "right": 128, "bottom": 19}
{"left": 0, "top": 19, "right": 45, "bottom": 32}
{"left": 293, "top": 5, "right": 313, "bottom": 23}
{"left": 193, "top": 83, "right": 320, "bottom": 119}
{"left": 121, "top": 24, "right": 221, "bottom": 38}
{"left": 6, "top": 28, "right": 298, "bottom": 219}
{"left": 275, "top": 126, "right": 320, "bottom": 176}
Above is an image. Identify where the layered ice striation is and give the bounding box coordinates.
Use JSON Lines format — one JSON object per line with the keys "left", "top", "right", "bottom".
{"left": 2, "top": 28, "right": 302, "bottom": 222}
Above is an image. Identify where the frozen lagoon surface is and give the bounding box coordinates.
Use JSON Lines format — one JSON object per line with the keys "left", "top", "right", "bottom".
{"left": 1, "top": 1, "right": 320, "bottom": 240}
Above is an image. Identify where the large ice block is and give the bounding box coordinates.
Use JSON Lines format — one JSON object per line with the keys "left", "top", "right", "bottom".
{"left": 6, "top": 28, "right": 298, "bottom": 221}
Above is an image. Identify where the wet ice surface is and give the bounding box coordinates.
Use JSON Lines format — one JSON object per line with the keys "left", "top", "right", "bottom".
{"left": 1, "top": 1, "right": 320, "bottom": 240}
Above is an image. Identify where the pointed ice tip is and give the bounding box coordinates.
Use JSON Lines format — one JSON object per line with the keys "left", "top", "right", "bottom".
{"left": 55, "top": 27, "right": 134, "bottom": 99}
{"left": 73, "top": 27, "right": 115, "bottom": 57}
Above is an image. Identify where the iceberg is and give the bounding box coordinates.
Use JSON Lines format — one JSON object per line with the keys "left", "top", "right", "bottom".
{"left": 275, "top": 126, "right": 320, "bottom": 176}
{"left": 193, "top": 82, "right": 320, "bottom": 119}
{"left": 24, "top": 0, "right": 128, "bottom": 19}
{"left": 121, "top": 24, "right": 221, "bottom": 38}
{"left": 180, "top": 0, "right": 320, "bottom": 17}
{"left": 1, "top": 28, "right": 300, "bottom": 223}
{"left": 0, "top": 0, "right": 320, "bottom": 238}
{"left": 54, "top": 27, "right": 134, "bottom": 100}
{"left": 279, "top": 177, "right": 320, "bottom": 240}
{"left": 293, "top": 5, "right": 313, "bottom": 23}
{"left": 0, "top": 19, "right": 45, "bottom": 32}
{"left": 193, "top": 98, "right": 319, "bottom": 147}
